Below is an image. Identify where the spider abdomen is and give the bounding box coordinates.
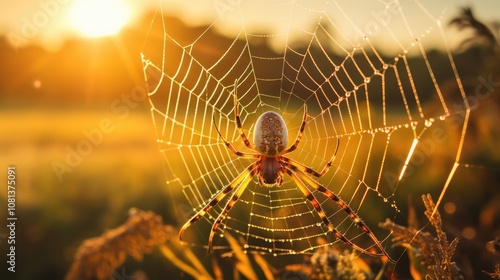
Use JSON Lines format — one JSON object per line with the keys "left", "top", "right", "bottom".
{"left": 253, "top": 111, "right": 288, "bottom": 157}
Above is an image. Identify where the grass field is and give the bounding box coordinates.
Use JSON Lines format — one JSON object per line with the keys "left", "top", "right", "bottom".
{"left": 0, "top": 108, "right": 175, "bottom": 279}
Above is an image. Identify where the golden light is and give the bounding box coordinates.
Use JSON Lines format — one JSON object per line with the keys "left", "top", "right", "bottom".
{"left": 462, "top": 227, "right": 476, "bottom": 240}
{"left": 68, "top": 0, "right": 130, "bottom": 38}
{"left": 443, "top": 202, "right": 456, "bottom": 214}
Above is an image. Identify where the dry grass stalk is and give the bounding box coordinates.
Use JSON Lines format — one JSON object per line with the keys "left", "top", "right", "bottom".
{"left": 485, "top": 264, "right": 500, "bottom": 279}
{"left": 252, "top": 252, "right": 276, "bottom": 280}
{"left": 224, "top": 233, "right": 258, "bottom": 280}
{"left": 282, "top": 242, "right": 372, "bottom": 280}
{"left": 379, "top": 194, "right": 463, "bottom": 280}
{"left": 158, "top": 244, "right": 214, "bottom": 280}
{"left": 65, "top": 208, "right": 171, "bottom": 280}
{"left": 422, "top": 194, "right": 462, "bottom": 280}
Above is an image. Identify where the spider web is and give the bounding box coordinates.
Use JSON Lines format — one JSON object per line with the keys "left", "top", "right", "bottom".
{"left": 141, "top": 0, "right": 470, "bottom": 257}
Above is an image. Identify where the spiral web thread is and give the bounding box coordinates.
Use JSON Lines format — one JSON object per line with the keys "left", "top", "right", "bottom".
{"left": 141, "top": 0, "right": 470, "bottom": 256}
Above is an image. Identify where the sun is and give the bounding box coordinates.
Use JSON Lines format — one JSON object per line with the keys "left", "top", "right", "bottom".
{"left": 68, "top": 0, "right": 130, "bottom": 38}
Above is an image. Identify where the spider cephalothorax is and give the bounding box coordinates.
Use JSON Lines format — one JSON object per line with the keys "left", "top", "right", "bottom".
{"left": 179, "top": 80, "right": 394, "bottom": 263}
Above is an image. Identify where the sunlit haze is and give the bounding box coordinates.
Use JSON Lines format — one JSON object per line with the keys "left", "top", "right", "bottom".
{"left": 68, "top": 0, "right": 130, "bottom": 38}
{"left": 0, "top": 0, "right": 498, "bottom": 51}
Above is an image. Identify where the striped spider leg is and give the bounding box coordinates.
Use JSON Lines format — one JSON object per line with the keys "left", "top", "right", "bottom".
{"left": 178, "top": 162, "right": 258, "bottom": 251}
{"left": 278, "top": 121, "right": 394, "bottom": 262}
{"left": 282, "top": 161, "right": 395, "bottom": 263}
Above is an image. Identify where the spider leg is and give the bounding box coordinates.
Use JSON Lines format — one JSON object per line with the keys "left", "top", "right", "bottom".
{"left": 290, "top": 166, "right": 395, "bottom": 263}
{"left": 282, "top": 104, "right": 307, "bottom": 155}
{"left": 208, "top": 166, "right": 256, "bottom": 252}
{"left": 281, "top": 138, "right": 340, "bottom": 177}
{"left": 179, "top": 162, "right": 259, "bottom": 241}
{"left": 213, "top": 114, "right": 259, "bottom": 159}
{"left": 280, "top": 157, "right": 328, "bottom": 178}
{"left": 284, "top": 167, "right": 385, "bottom": 260}
{"left": 233, "top": 79, "right": 255, "bottom": 150}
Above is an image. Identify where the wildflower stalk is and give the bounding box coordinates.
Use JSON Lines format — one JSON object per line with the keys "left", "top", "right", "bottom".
{"left": 65, "top": 209, "right": 171, "bottom": 280}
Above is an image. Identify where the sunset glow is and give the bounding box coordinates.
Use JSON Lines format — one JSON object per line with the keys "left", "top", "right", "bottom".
{"left": 68, "top": 0, "right": 130, "bottom": 38}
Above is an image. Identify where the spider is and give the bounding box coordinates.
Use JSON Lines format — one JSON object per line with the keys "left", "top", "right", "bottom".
{"left": 179, "top": 81, "right": 394, "bottom": 263}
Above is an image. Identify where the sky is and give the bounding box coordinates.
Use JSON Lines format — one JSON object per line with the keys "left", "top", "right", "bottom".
{"left": 0, "top": 0, "right": 499, "bottom": 51}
